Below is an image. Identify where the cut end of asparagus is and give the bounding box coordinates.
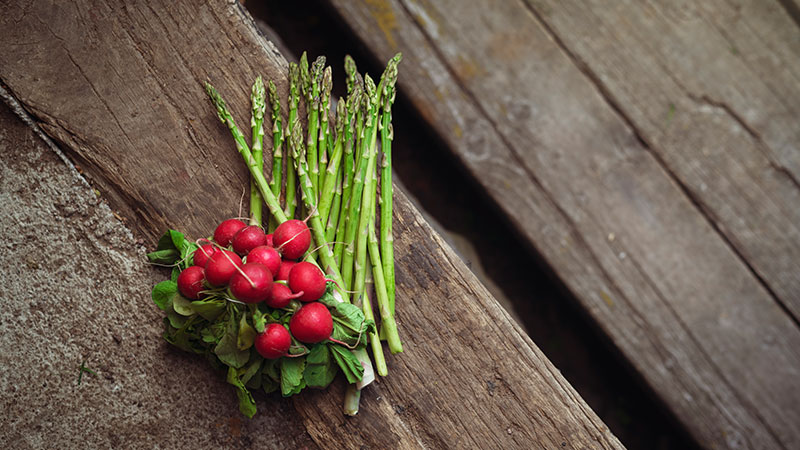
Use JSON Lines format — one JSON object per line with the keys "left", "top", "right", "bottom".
{"left": 343, "top": 384, "right": 361, "bottom": 416}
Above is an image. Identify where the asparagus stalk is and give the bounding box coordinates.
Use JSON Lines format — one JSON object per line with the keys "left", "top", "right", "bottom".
{"left": 363, "top": 266, "right": 388, "bottom": 375}
{"left": 326, "top": 169, "right": 343, "bottom": 245}
{"left": 249, "top": 76, "right": 266, "bottom": 227}
{"left": 368, "top": 217, "right": 403, "bottom": 354}
{"left": 319, "top": 100, "right": 346, "bottom": 226}
{"left": 352, "top": 75, "right": 381, "bottom": 314}
{"left": 333, "top": 82, "right": 363, "bottom": 265}
{"left": 267, "top": 80, "right": 284, "bottom": 231}
{"left": 288, "top": 116, "right": 347, "bottom": 299}
{"left": 341, "top": 76, "right": 378, "bottom": 294}
{"left": 268, "top": 80, "right": 283, "bottom": 204}
{"left": 318, "top": 66, "right": 332, "bottom": 192}
{"left": 284, "top": 63, "right": 301, "bottom": 220}
{"left": 352, "top": 56, "right": 401, "bottom": 305}
{"left": 295, "top": 54, "right": 310, "bottom": 220}
{"left": 205, "top": 82, "right": 287, "bottom": 224}
{"left": 379, "top": 54, "right": 401, "bottom": 315}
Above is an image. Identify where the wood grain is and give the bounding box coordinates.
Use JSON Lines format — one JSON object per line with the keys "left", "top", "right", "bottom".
{"left": 0, "top": 101, "right": 317, "bottom": 450}
{"left": 530, "top": 0, "right": 800, "bottom": 320}
{"left": 0, "top": 0, "right": 623, "bottom": 448}
{"left": 324, "top": 0, "right": 800, "bottom": 448}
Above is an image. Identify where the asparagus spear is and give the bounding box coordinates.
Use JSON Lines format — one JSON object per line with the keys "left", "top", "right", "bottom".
{"left": 333, "top": 82, "right": 363, "bottom": 265}
{"left": 288, "top": 116, "right": 346, "bottom": 298}
{"left": 268, "top": 80, "right": 283, "bottom": 209}
{"left": 379, "top": 54, "right": 401, "bottom": 315}
{"left": 351, "top": 78, "right": 384, "bottom": 347}
{"left": 352, "top": 130, "right": 377, "bottom": 303}
{"left": 284, "top": 63, "right": 301, "bottom": 220}
{"left": 341, "top": 76, "right": 378, "bottom": 294}
{"left": 319, "top": 100, "right": 346, "bottom": 226}
{"left": 249, "top": 76, "right": 266, "bottom": 227}
{"left": 318, "top": 66, "right": 332, "bottom": 192}
{"left": 353, "top": 56, "right": 401, "bottom": 307}
{"left": 305, "top": 56, "right": 325, "bottom": 195}
{"left": 205, "top": 82, "right": 287, "bottom": 224}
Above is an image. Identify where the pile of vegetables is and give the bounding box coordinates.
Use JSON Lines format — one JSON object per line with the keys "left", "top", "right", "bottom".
{"left": 147, "top": 52, "right": 403, "bottom": 417}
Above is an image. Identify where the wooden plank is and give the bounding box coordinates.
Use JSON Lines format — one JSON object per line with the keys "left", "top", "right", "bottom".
{"left": 324, "top": 0, "right": 800, "bottom": 448}
{"left": 0, "top": 101, "right": 317, "bottom": 450}
{"left": 0, "top": 1, "right": 623, "bottom": 448}
{"left": 530, "top": 0, "right": 800, "bottom": 320}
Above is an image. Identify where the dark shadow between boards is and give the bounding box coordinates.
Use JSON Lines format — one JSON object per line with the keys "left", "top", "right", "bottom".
{"left": 246, "top": 2, "right": 701, "bottom": 449}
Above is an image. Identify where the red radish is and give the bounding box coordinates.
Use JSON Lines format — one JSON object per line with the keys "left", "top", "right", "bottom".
{"left": 289, "top": 302, "right": 333, "bottom": 343}
{"left": 204, "top": 250, "right": 242, "bottom": 286}
{"left": 288, "top": 261, "right": 327, "bottom": 302}
{"left": 177, "top": 265, "right": 205, "bottom": 299}
{"left": 245, "top": 245, "right": 281, "bottom": 276}
{"left": 254, "top": 323, "right": 291, "bottom": 359}
{"left": 213, "top": 219, "right": 246, "bottom": 247}
{"left": 193, "top": 244, "right": 221, "bottom": 268}
{"left": 265, "top": 233, "right": 274, "bottom": 248}
{"left": 232, "top": 225, "right": 267, "bottom": 255}
{"left": 273, "top": 219, "right": 311, "bottom": 260}
{"left": 276, "top": 260, "right": 297, "bottom": 281}
{"left": 265, "top": 283, "right": 303, "bottom": 309}
{"left": 229, "top": 262, "right": 273, "bottom": 303}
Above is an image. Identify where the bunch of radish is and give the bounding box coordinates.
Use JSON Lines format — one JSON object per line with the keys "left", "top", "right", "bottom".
{"left": 181, "top": 217, "right": 336, "bottom": 353}
{"left": 148, "top": 219, "right": 372, "bottom": 419}
{"left": 149, "top": 51, "right": 403, "bottom": 418}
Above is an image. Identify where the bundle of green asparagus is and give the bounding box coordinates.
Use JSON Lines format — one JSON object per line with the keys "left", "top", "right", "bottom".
{"left": 147, "top": 52, "right": 402, "bottom": 418}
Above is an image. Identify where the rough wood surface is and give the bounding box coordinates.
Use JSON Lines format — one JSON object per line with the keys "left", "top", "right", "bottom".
{"left": 0, "top": 100, "right": 315, "bottom": 450}
{"left": 531, "top": 0, "right": 800, "bottom": 320}
{"left": 0, "top": 1, "right": 623, "bottom": 448}
{"left": 325, "top": 0, "right": 800, "bottom": 448}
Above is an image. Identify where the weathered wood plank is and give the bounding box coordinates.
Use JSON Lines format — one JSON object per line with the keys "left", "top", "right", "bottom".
{"left": 325, "top": 0, "right": 800, "bottom": 448}
{"left": 0, "top": 1, "right": 623, "bottom": 448}
{"left": 530, "top": 0, "right": 800, "bottom": 321}
{"left": 0, "top": 99, "right": 317, "bottom": 450}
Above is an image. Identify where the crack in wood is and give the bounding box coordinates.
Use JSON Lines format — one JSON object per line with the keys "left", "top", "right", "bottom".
{"left": 687, "top": 92, "right": 800, "bottom": 191}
